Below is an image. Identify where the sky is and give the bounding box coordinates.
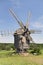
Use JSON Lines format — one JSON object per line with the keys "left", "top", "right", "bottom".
{"left": 0, "top": 0, "right": 43, "bottom": 43}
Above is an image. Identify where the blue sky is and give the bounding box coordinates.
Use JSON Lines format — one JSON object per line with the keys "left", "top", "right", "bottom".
{"left": 0, "top": 0, "right": 43, "bottom": 43}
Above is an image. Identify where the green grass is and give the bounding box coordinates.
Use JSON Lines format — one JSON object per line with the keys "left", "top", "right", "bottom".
{"left": 0, "top": 43, "right": 43, "bottom": 65}
{"left": 0, "top": 50, "right": 43, "bottom": 65}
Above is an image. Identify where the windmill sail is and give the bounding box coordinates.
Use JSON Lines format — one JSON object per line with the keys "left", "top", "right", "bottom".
{"left": 26, "top": 11, "right": 31, "bottom": 28}
{"left": 9, "top": 9, "right": 24, "bottom": 29}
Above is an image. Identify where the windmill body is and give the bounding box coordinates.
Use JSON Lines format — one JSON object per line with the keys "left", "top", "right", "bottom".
{"left": 14, "top": 28, "right": 30, "bottom": 53}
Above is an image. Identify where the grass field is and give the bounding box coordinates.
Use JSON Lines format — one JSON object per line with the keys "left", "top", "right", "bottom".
{"left": 0, "top": 50, "right": 43, "bottom": 65}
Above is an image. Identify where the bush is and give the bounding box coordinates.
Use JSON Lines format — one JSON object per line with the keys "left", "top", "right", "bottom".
{"left": 10, "top": 45, "right": 15, "bottom": 50}
{"left": 0, "top": 43, "right": 15, "bottom": 51}
{"left": 5, "top": 46, "right": 11, "bottom": 51}
{"left": 1, "top": 45, "right": 6, "bottom": 50}
{"left": 30, "top": 43, "right": 41, "bottom": 55}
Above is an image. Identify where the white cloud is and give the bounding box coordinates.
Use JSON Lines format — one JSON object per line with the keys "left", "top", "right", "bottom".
{"left": 32, "top": 22, "right": 43, "bottom": 28}
{"left": 0, "top": 35, "right": 14, "bottom": 43}
{"left": 30, "top": 16, "right": 43, "bottom": 43}
{"left": 31, "top": 16, "right": 43, "bottom": 28}
{"left": 31, "top": 34, "right": 43, "bottom": 43}
{"left": 9, "top": 0, "right": 21, "bottom": 8}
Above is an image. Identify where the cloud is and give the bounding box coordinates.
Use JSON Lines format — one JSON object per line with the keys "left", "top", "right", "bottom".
{"left": 9, "top": 0, "right": 22, "bottom": 8}
{"left": 30, "top": 16, "right": 43, "bottom": 43}
{"left": 31, "top": 16, "right": 43, "bottom": 28}
{"left": 33, "top": 22, "right": 43, "bottom": 28}
{"left": 0, "top": 35, "right": 14, "bottom": 43}
{"left": 31, "top": 34, "right": 43, "bottom": 43}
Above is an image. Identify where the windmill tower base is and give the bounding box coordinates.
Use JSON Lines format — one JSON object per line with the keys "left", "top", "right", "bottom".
{"left": 19, "top": 53, "right": 29, "bottom": 56}
{"left": 14, "top": 33, "right": 30, "bottom": 53}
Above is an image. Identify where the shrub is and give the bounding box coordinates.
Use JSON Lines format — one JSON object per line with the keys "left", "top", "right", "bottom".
{"left": 30, "top": 43, "right": 41, "bottom": 55}
{"left": 5, "top": 46, "right": 11, "bottom": 51}
{"left": 0, "top": 43, "right": 15, "bottom": 51}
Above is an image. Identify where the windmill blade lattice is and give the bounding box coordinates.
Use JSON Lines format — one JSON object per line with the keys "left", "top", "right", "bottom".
{"left": 29, "top": 36, "right": 34, "bottom": 43}
{"left": 0, "top": 30, "right": 14, "bottom": 36}
{"left": 30, "top": 29, "right": 41, "bottom": 34}
{"left": 26, "top": 11, "right": 31, "bottom": 28}
{"left": 9, "top": 9, "right": 24, "bottom": 30}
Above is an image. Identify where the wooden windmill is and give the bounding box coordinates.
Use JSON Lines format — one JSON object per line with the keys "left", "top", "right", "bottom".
{"left": 9, "top": 9, "right": 41, "bottom": 53}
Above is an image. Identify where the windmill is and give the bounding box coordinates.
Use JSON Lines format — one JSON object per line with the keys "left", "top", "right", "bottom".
{"left": 9, "top": 9, "right": 41, "bottom": 53}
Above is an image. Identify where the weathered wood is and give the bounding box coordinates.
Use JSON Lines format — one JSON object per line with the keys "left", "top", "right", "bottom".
{"left": 14, "top": 28, "right": 30, "bottom": 53}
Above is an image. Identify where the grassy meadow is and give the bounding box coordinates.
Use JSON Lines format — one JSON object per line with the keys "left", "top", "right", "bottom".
{"left": 0, "top": 43, "right": 43, "bottom": 65}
